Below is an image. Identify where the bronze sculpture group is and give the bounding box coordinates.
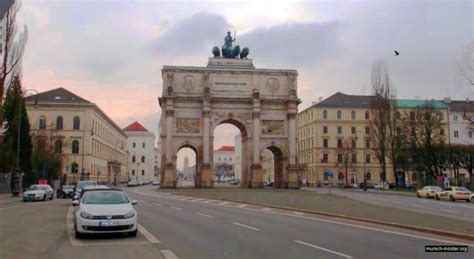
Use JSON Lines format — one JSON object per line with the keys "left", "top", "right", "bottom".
{"left": 212, "top": 31, "right": 249, "bottom": 59}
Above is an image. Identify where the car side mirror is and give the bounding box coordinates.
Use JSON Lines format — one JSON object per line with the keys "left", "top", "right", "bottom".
{"left": 73, "top": 195, "right": 79, "bottom": 200}
{"left": 131, "top": 199, "right": 138, "bottom": 205}
{"left": 71, "top": 200, "right": 79, "bottom": 206}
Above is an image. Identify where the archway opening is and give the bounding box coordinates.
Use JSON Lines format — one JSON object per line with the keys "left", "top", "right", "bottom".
{"left": 212, "top": 120, "right": 246, "bottom": 187}
{"left": 262, "top": 146, "right": 284, "bottom": 188}
{"left": 176, "top": 147, "right": 196, "bottom": 188}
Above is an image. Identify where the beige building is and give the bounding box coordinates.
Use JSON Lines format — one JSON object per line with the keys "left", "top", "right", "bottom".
{"left": 25, "top": 88, "right": 128, "bottom": 184}
{"left": 297, "top": 92, "right": 449, "bottom": 187}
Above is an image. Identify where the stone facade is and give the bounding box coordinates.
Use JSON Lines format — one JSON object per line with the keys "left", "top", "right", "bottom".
{"left": 159, "top": 58, "right": 299, "bottom": 188}
{"left": 124, "top": 122, "right": 157, "bottom": 183}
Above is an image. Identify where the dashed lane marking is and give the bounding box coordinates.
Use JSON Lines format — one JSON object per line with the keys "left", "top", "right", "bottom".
{"left": 261, "top": 208, "right": 272, "bottom": 211}
{"left": 292, "top": 211, "right": 304, "bottom": 215}
{"left": 232, "top": 222, "right": 260, "bottom": 231}
{"left": 202, "top": 199, "right": 214, "bottom": 203}
{"left": 218, "top": 201, "right": 231, "bottom": 205}
{"left": 410, "top": 204, "right": 425, "bottom": 208}
{"left": 170, "top": 207, "right": 184, "bottom": 211}
{"left": 237, "top": 204, "right": 247, "bottom": 208}
{"left": 195, "top": 212, "right": 215, "bottom": 218}
{"left": 153, "top": 203, "right": 163, "bottom": 206}
{"left": 440, "top": 209, "right": 459, "bottom": 214}
{"left": 138, "top": 224, "right": 161, "bottom": 244}
{"left": 295, "top": 240, "right": 353, "bottom": 258}
{"left": 161, "top": 249, "right": 179, "bottom": 259}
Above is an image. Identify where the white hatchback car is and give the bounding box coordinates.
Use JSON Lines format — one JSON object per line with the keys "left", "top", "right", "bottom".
{"left": 72, "top": 188, "right": 138, "bottom": 238}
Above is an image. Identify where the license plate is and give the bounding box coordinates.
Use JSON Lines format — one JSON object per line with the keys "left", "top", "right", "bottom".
{"left": 98, "top": 221, "right": 119, "bottom": 227}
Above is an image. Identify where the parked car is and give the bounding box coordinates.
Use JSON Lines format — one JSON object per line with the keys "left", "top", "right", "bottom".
{"left": 23, "top": 184, "right": 54, "bottom": 202}
{"left": 57, "top": 184, "right": 75, "bottom": 198}
{"left": 74, "top": 185, "right": 110, "bottom": 201}
{"left": 152, "top": 180, "right": 160, "bottom": 186}
{"left": 127, "top": 180, "right": 138, "bottom": 187}
{"left": 416, "top": 186, "right": 442, "bottom": 199}
{"left": 471, "top": 193, "right": 474, "bottom": 203}
{"left": 374, "top": 182, "right": 389, "bottom": 190}
{"left": 138, "top": 181, "right": 144, "bottom": 186}
{"left": 435, "top": 187, "right": 472, "bottom": 202}
{"left": 73, "top": 181, "right": 98, "bottom": 199}
{"left": 359, "top": 181, "right": 375, "bottom": 189}
{"left": 264, "top": 181, "right": 274, "bottom": 187}
{"left": 72, "top": 188, "right": 138, "bottom": 238}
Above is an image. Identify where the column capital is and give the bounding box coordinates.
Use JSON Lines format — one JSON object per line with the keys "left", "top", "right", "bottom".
{"left": 166, "top": 110, "right": 174, "bottom": 116}
{"left": 287, "top": 113, "right": 297, "bottom": 120}
{"left": 252, "top": 111, "right": 260, "bottom": 119}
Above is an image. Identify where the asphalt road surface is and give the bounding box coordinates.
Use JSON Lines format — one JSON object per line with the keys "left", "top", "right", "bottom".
{"left": 314, "top": 188, "right": 474, "bottom": 222}
{"left": 126, "top": 186, "right": 474, "bottom": 259}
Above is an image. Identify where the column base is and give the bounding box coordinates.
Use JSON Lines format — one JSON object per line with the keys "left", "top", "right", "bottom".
{"left": 286, "top": 164, "right": 300, "bottom": 189}
{"left": 160, "top": 163, "right": 176, "bottom": 188}
{"left": 200, "top": 165, "right": 213, "bottom": 188}
{"left": 250, "top": 164, "right": 263, "bottom": 188}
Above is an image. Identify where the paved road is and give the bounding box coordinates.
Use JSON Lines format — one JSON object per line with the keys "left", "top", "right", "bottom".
{"left": 127, "top": 186, "right": 474, "bottom": 259}
{"left": 312, "top": 188, "right": 474, "bottom": 222}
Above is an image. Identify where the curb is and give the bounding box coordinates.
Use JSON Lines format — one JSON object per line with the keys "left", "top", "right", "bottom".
{"left": 301, "top": 188, "right": 415, "bottom": 197}
{"left": 171, "top": 192, "right": 474, "bottom": 242}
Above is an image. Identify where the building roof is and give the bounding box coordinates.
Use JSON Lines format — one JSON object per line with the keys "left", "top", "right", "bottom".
{"left": 123, "top": 121, "right": 149, "bottom": 132}
{"left": 216, "top": 146, "right": 234, "bottom": 152}
{"left": 24, "top": 87, "right": 91, "bottom": 104}
{"left": 311, "top": 92, "right": 373, "bottom": 109}
{"left": 442, "top": 100, "right": 474, "bottom": 113}
{"left": 395, "top": 99, "right": 448, "bottom": 109}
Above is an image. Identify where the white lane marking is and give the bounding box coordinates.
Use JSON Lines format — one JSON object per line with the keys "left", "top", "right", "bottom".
{"left": 261, "top": 208, "right": 272, "bottom": 211}
{"left": 292, "top": 211, "right": 304, "bottom": 215}
{"left": 411, "top": 204, "right": 425, "bottom": 208}
{"left": 202, "top": 199, "right": 213, "bottom": 203}
{"left": 161, "top": 249, "right": 179, "bottom": 259}
{"left": 295, "top": 240, "right": 353, "bottom": 259}
{"left": 138, "top": 199, "right": 146, "bottom": 203}
{"left": 153, "top": 203, "right": 162, "bottom": 206}
{"left": 237, "top": 204, "right": 247, "bottom": 208}
{"left": 418, "top": 199, "right": 474, "bottom": 209}
{"left": 232, "top": 222, "right": 260, "bottom": 231}
{"left": 195, "top": 212, "right": 215, "bottom": 218}
{"left": 218, "top": 202, "right": 230, "bottom": 205}
{"left": 440, "top": 209, "right": 459, "bottom": 214}
{"left": 170, "top": 206, "right": 184, "bottom": 211}
{"left": 192, "top": 198, "right": 205, "bottom": 201}
{"left": 138, "top": 224, "right": 161, "bottom": 244}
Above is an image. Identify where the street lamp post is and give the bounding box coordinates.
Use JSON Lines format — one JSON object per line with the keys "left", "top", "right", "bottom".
{"left": 80, "top": 124, "right": 93, "bottom": 181}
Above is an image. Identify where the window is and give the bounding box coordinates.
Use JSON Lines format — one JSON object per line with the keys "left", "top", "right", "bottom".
{"left": 396, "top": 127, "right": 401, "bottom": 135}
{"left": 133, "top": 142, "right": 136, "bottom": 148}
{"left": 71, "top": 163, "right": 78, "bottom": 174}
{"left": 323, "top": 110, "right": 328, "bottom": 119}
{"left": 410, "top": 112, "right": 415, "bottom": 120}
{"left": 323, "top": 139, "right": 328, "bottom": 148}
{"left": 366, "top": 172, "right": 371, "bottom": 180}
{"left": 132, "top": 170, "right": 135, "bottom": 176}
{"left": 56, "top": 116, "right": 63, "bottom": 130}
{"left": 395, "top": 112, "right": 401, "bottom": 120}
{"left": 337, "top": 110, "right": 342, "bottom": 120}
{"left": 411, "top": 127, "right": 416, "bottom": 136}
{"left": 365, "top": 127, "right": 369, "bottom": 134}
{"left": 73, "top": 116, "right": 80, "bottom": 130}
{"left": 440, "top": 128, "right": 444, "bottom": 135}
{"left": 132, "top": 156, "right": 136, "bottom": 163}
{"left": 351, "top": 139, "right": 356, "bottom": 149}
{"left": 39, "top": 117, "right": 46, "bottom": 129}
{"left": 365, "top": 139, "right": 370, "bottom": 149}
{"left": 337, "top": 154, "right": 343, "bottom": 163}
{"left": 323, "top": 126, "right": 328, "bottom": 134}
{"left": 351, "top": 127, "right": 356, "bottom": 134}
{"left": 453, "top": 115, "right": 458, "bottom": 121}
{"left": 142, "top": 143, "right": 145, "bottom": 148}
{"left": 338, "top": 172, "right": 344, "bottom": 180}
{"left": 365, "top": 111, "right": 369, "bottom": 120}
{"left": 323, "top": 172, "right": 328, "bottom": 180}
{"left": 142, "top": 170, "right": 145, "bottom": 176}
{"left": 365, "top": 154, "right": 371, "bottom": 163}
{"left": 337, "top": 126, "right": 342, "bottom": 134}
{"left": 470, "top": 131, "right": 473, "bottom": 138}
{"left": 438, "top": 113, "right": 444, "bottom": 121}
{"left": 454, "top": 131, "right": 459, "bottom": 138}
{"left": 351, "top": 111, "right": 356, "bottom": 120}
{"left": 351, "top": 154, "right": 357, "bottom": 163}
{"left": 337, "top": 139, "right": 342, "bottom": 148}
{"left": 72, "top": 140, "right": 79, "bottom": 154}
{"left": 323, "top": 154, "right": 328, "bottom": 163}
{"left": 54, "top": 140, "right": 62, "bottom": 154}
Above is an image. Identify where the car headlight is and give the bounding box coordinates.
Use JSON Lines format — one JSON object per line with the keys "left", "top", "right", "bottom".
{"left": 80, "top": 211, "right": 94, "bottom": 219}
{"left": 124, "top": 210, "right": 136, "bottom": 219}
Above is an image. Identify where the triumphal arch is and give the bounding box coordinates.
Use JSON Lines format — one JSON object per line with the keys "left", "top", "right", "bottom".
{"left": 159, "top": 33, "right": 300, "bottom": 188}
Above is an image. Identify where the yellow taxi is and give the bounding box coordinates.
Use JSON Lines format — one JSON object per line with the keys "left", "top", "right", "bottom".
{"left": 434, "top": 187, "right": 472, "bottom": 202}
{"left": 416, "top": 186, "right": 442, "bottom": 199}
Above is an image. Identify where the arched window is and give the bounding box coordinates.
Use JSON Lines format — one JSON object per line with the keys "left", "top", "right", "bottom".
{"left": 366, "top": 172, "right": 371, "bottom": 180}
{"left": 365, "top": 111, "right": 370, "bottom": 120}
{"left": 132, "top": 156, "right": 136, "bottom": 163}
{"left": 351, "top": 110, "right": 356, "bottom": 120}
{"left": 141, "top": 156, "right": 145, "bottom": 163}
{"left": 132, "top": 142, "right": 136, "bottom": 148}
{"left": 56, "top": 116, "right": 63, "bottom": 130}
{"left": 132, "top": 170, "right": 135, "bottom": 176}
{"left": 323, "top": 110, "right": 328, "bottom": 120}
{"left": 73, "top": 116, "right": 80, "bottom": 130}
{"left": 39, "top": 116, "right": 47, "bottom": 129}
{"left": 72, "top": 140, "right": 79, "bottom": 154}
{"left": 141, "top": 170, "right": 145, "bottom": 176}
{"left": 54, "top": 140, "right": 62, "bottom": 154}
{"left": 337, "top": 110, "right": 342, "bottom": 120}
{"left": 71, "top": 163, "right": 78, "bottom": 174}
{"left": 351, "top": 139, "right": 356, "bottom": 149}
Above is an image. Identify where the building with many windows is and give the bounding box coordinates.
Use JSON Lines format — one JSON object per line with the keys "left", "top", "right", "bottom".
{"left": 124, "top": 121, "right": 157, "bottom": 183}
{"left": 25, "top": 87, "right": 128, "bottom": 184}
{"left": 297, "top": 92, "right": 449, "bottom": 187}
{"left": 213, "top": 146, "right": 235, "bottom": 182}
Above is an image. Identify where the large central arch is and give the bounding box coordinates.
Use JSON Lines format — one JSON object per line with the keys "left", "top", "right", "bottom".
{"left": 159, "top": 58, "right": 300, "bottom": 188}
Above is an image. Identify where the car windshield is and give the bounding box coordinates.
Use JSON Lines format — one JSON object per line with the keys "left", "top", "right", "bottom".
{"left": 454, "top": 187, "right": 469, "bottom": 192}
{"left": 62, "top": 185, "right": 74, "bottom": 189}
{"left": 82, "top": 191, "right": 129, "bottom": 204}
{"left": 76, "top": 181, "right": 97, "bottom": 189}
{"left": 431, "top": 187, "right": 442, "bottom": 191}
{"left": 28, "top": 185, "right": 47, "bottom": 190}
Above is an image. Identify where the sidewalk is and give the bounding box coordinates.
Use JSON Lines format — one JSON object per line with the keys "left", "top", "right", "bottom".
{"left": 0, "top": 193, "right": 22, "bottom": 204}
{"left": 301, "top": 186, "right": 415, "bottom": 197}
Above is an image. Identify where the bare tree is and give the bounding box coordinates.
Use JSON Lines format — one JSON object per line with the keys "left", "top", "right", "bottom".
{"left": 0, "top": 0, "right": 28, "bottom": 124}
{"left": 337, "top": 138, "right": 355, "bottom": 187}
{"left": 457, "top": 41, "right": 473, "bottom": 92}
{"left": 369, "top": 60, "right": 397, "bottom": 186}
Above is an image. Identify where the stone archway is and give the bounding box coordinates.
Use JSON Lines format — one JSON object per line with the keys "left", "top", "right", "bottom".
{"left": 159, "top": 57, "right": 299, "bottom": 188}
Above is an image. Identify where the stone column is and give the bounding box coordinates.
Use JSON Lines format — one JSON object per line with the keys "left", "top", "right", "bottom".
{"left": 162, "top": 101, "right": 176, "bottom": 188}
{"left": 288, "top": 113, "right": 296, "bottom": 164}
{"left": 201, "top": 108, "right": 213, "bottom": 187}
{"left": 286, "top": 89, "right": 300, "bottom": 189}
{"left": 250, "top": 90, "right": 263, "bottom": 188}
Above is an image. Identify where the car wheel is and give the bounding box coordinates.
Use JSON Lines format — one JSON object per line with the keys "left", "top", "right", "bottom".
{"left": 426, "top": 194, "right": 429, "bottom": 199}
{"left": 449, "top": 195, "right": 455, "bottom": 202}
{"left": 74, "top": 224, "right": 84, "bottom": 239}
{"left": 50, "top": 194, "right": 54, "bottom": 200}
{"left": 128, "top": 229, "right": 138, "bottom": 237}
{"left": 416, "top": 192, "right": 421, "bottom": 198}
{"left": 466, "top": 199, "right": 470, "bottom": 203}
{"left": 42, "top": 195, "right": 47, "bottom": 201}
{"left": 435, "top": 195, "right": 440, "bottom": 200}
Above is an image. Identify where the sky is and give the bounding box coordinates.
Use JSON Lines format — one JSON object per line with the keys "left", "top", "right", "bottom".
{"left": 18, "top": 0, "right": 473, "bottom": 168}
